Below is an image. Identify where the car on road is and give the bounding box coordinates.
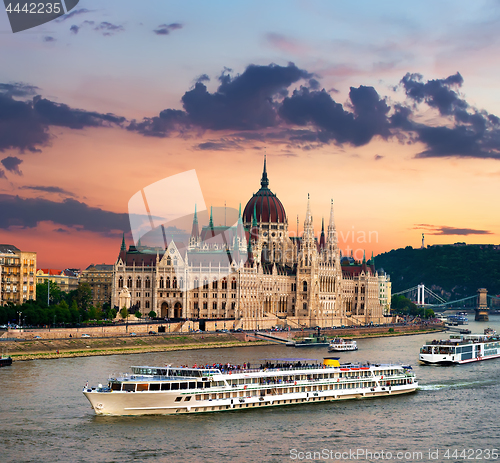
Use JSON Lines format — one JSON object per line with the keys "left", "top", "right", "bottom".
{"left": 148, "top": 330, "right": 156, "bottom": 335}
{"left": 130, "top": 332, "right": 137, "bottom": 336}
{"left": 33, "top": 335, "right": 42, "bottom": 339}
{"left": 81, "top": 334, "right": 90, "bottom": 338}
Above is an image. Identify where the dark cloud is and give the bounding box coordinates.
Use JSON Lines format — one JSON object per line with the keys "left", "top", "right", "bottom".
{"left": 374, "top": 154, "right": 384, "bottom": 161}
{"left": 1, "top": 156, "right": 23, "bottom": 175}
{"left": 129, "top": 63, "right": 311, "bottom": 137}
{"left": 279, "top": 85, "right": 390, "bottom": 146}
{"left": 0, "top": 169, "right": 6, "bottom": 179}
{"left": 43, "top": 36, "right": 56, "bottom": 42}
{"left": 0, "top": 194, "right": 129, "bottom": 235}
{"left": 154, "top": 23, "right": 183, "bottom": 35}
{"left": 33, "top": 95, "right": 126, "bottom": 129}
{"left": 399, "top": 73, "right": 500, "bottom": 159}
{"left": 94, "top": 22, "right": 124, "bottom": 35}
{"left": 0, "top": 89, "right": 126, "bottom": 152}
{"left": 196, "top": 74, "right": 210, "bottom": 83}
{"left": 414, "top": 224, "right": 492, "bottom": 236}
{"left": 0, "top": 83, "right": 39, "bottom": 97}
{"left": 20, "top": 185, "right": 76, "bottom": 197}
{"left": 56, "top": 8, "right": 92, "bottom": 22}
{"left": 196, "top": 140, "right": 243, "bottom": 151}
{"left": 70, "top": 24, "right": 79, "bottom": 34}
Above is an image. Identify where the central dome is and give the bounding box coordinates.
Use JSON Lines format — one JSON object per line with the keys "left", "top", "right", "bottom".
{"left": 243, "top": 157, "right": 287, "bottom": 224}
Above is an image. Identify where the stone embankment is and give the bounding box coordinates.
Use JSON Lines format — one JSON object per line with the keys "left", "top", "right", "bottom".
{"left": 0, "top": 323, "right": 444, "bottom": 361}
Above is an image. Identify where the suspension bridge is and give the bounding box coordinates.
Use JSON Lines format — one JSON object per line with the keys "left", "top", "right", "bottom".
{"left": 392, "top": 285, "right": 500, "bottom": 321}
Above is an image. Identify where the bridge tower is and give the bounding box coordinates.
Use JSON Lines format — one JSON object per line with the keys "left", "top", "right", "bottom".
{"left": 475, "top": 288, "right": 489, "bottom": 321}
{"left": 417, "top": 284, "right": 425, "bottom": 305}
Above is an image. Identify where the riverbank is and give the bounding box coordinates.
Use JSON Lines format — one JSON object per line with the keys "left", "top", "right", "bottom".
{"left": 1, "top": 326, "right": 446, "bottom": 361}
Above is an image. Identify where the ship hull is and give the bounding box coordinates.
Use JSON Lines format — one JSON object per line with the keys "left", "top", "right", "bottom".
{"left": 84, "top": 384, "right": 418, "bottom": 416}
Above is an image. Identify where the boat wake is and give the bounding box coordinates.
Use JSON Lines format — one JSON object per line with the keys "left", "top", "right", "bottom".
{"left": 419, "top": 379, "right": 495, "bottom": 391}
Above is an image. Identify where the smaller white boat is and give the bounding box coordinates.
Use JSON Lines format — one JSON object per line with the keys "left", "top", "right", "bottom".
{"left": 328, "top": 338, "right": 357, "bottom": 352}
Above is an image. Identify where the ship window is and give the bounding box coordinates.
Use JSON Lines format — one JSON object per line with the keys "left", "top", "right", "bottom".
{"left": 185, "top": 396, "right": 192, "bottom": 401}
{"left": 111, "top": 383, "right": 121, "bottom": 391}
{"left": 175, "top": 397, "right": 182, "bottom": 402}
{"left": 161, "top": 383, "right": 171, "bottom": 391}
{"left": 149, "top": 383, "right": 160, "bottom": 391}
{"left": 197, "top": 382, "right": 204, "bottom": 389}
{"left": 189, "top": 382, "right": 196, "bottom": 389}
{"left": 195, "top": 395, "right": 201, "bottom": 400}
{"left": 171, "top": 383, "right": 179, "bottom": 390}
{"left": 136, "top": 383, "right": 149, "bottom": 392}
{"left": 180, "top": 382, "right": 188, "bottom": 390}
{"left": 203, "top": 382, "right": 210, "bottom": 388}
{"left": 123, "top": 383, "right": 135, "bottom": 392}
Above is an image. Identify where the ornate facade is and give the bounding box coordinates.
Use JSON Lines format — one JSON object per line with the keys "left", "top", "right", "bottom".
{"left": 111, "top": 159, "right": 388, "bottom": 329}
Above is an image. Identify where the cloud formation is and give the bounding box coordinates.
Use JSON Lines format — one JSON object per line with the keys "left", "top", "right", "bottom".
{"left": 1, "top": 156, "right": 23, "bottom": 175}
{"left": 0, "top": 86, "right": 126, "bottom": 152}
{"left": 0, "top": 194, "right": 129, "bottom": 235}
{"left": 154, "top": 23, "right": 183, "bottom": 35}
{"left": 20, "top": 185, "right": 76, "bottom": 197}
{"left": 399, "top": 72, "right": 500, "bottom": 159}
{"left": 414, "top": 224, "right": 492, "bottom": 236}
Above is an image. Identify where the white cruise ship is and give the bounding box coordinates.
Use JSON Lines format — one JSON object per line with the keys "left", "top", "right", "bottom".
{"left": 83, "top": 358, "right": 418, "bottom": 416}
{"left": 419, "top": 329, "right": 500, "bottom": 365}
{"left": 328, "top": 338, "right": 358, "bottom": 352}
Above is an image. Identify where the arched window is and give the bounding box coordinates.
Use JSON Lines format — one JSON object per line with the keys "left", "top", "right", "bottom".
{"left": 166, "top": 277, "right": 171, "bottom": 289}
{"left": 212, "top": 279, "right": 218, "bottom": 290}
{"left": 136, "top": 278, "right": 141, "bottom": 289}
{"left": 193, "top": 278, "right": 199, "bottom": 289}
{"left": 159, "top": 277, "right": 164, "bottom": 289}
{"left": 231, "top": 278, "right": 237, "bottom": 290}
{"left": 173, "top": 277, "right": 177, "bottom": 289}
{"left": 179, "top": 277, "right": 184, "bottom": 289}
{"left": 222, "top": 278, "right": 227, "bottom": 290}
{"left": 203, "top": 278, "right": 209, "bottom": 290}
{"left": 118, "top": 276, "right": 123, "bottom": 288}
{"left": 167, "top": 257, "right": 171, "bottom": 266}
{"left": 303, "top": 281, "right": 307, "bottom": 292}
{"left": 145, "top": 277, "right": 151, "bottom": 289}
{"left": 303, "top": 302, "right": 307, "bottom": 311}
{"left": 127, "top": 277, "right": 132, "bottom": 288}
{"left": 145, "top": 300, "right": 150, "bottom": 309}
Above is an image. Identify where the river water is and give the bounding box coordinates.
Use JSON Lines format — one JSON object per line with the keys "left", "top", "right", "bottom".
{"left": 1, "top": 316, "right": 500, "bottom": 463}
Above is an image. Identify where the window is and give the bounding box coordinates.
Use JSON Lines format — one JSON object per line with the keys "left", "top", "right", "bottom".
{"left": 222, "top": 278, "right": 227, "bottom": 290}
{"left": 303, "top": 281, "right": 307, "bottom": 292}
{"left": 173, "top": 277, "right": 177, "bottom": 289}
{"left": 212, "top": 279, "right": 218, "bottom": 290}
{"left": 159, "top": 277, "right": 164, "bottom": 289}
{"left": 179, "top": 277, "right": 184, "bottom": 289}
{"left": 231, "top": 278, "right": 237, "bottom": 290}
{"left": 145, "top": 278, "right": 151, "bottom": 289}
{"left": 166, "top": 277, "right": 170, "bottom": 289}
{"left": 212, "top": 302, "right": 217, "bottom": 312}
{"left": 145, "top": 301, "right": 150, "bottom": 309}
{"left": 193, "top": 278, "right": 199, "bottom": 289}
{"left": 127, "top": 277, "right": 132, "bottom": 288}
{"left": 118, "top": 277, "right": 123, "bottom": 288}
{"left": 136, "top": 278, "right": 141, "bottom": 289}
{"left": 203, "top": 278, "right": 209, "bottom": 290}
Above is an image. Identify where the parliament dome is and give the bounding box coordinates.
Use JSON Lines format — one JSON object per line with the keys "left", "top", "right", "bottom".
{"left": 242, "top": 157, "right": 287, "bottom": 225}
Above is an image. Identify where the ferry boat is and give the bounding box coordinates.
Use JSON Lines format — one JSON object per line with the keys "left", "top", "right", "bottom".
{"left": 446, "top": 314, "right": 468, "bottom": 325}
{"left": 289, "top": 335, "right": 329, "bottom": 347}
{"left": 0, "top": 353, "right": 12, "bottom": 367}
{"left": 83, "top": 358, "right": 418, "bottom": 416}
{"left": 328, "top": 338, "right": 358, "bottom": 352}
{"left": 419, "top": 329, "right": 500, "bottom": 365}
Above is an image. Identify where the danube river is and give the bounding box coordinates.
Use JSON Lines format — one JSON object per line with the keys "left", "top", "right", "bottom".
{"left": 1, "top": 316, "right": 500, "bottom": 463}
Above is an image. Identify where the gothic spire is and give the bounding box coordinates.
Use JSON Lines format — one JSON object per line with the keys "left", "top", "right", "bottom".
{"left": 190, "top": 204, "right": 200, "bottom": 240}
{"left": 260, "top": 155, "right": 269, "bottom": 189}
{"left": 120, "top": 232, "right": 126, "bottom": 251}
{"left": 329, "top": 199, "right": 335, "bottom": 228}
{"left": 319, "top": 217, "right": 325, "bottom": 249}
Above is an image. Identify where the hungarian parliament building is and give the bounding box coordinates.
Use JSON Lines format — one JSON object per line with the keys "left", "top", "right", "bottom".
{"left": 111, "top": 159, "right": 391, "bottom": 329}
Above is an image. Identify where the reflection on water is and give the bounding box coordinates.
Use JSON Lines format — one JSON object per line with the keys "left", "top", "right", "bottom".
{"left": 1, "top": 316, "right": 499, "bottom": 463}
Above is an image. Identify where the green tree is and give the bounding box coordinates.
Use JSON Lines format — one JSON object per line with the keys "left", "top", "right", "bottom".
{"left": 120, "top": 307, "right": 129, "bottom": 319}
{"left": 135, "top": 311, "right": 142, "bottom": 319}
{"left": 75, "top": 282, "right": 92, "bottom": 312}
{"left": 148, "top": 310, "right": 157, "bottom": 318}
{"left": 36, "top": 281, "right": 64, "bottom": 307}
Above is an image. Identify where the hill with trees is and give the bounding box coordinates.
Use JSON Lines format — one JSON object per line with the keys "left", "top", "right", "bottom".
{"left": 376, "top": 245, "right": 500, "bottom": 301}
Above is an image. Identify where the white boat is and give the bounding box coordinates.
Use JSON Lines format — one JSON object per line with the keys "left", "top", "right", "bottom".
{"left": 419, "top": 329, "right": 500, "bottom": 365}
{"left": 328, "top": 338, "right": 358, "bottom": 352}
{"left": 83, "top": 358, "right": 418, "bottom": 416}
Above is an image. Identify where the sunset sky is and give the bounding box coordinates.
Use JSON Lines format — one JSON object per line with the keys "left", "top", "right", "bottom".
{"left": 1, "top": 0, "right": 500, "bottom": 269}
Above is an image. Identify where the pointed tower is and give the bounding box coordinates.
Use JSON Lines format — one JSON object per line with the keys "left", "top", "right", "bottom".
{"left": 208, "top": 206, "right": 215, "bottom": 239}
{"left": 301, "top": 193, "right": 316, "bottom": 267}
{"left": 120, "top": 233, "right": 126, "bottom": 251}
{"left": 319, "top": 217, "right": 325, "bottom": 251}
{"left": 326, "top": 199, "right": 338, "bottom": 263}
{"left": 189, "top": 204, "right": 200, "bottom": 248}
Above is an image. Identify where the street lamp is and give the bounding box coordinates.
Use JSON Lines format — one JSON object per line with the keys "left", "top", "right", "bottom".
{"left": 17, "top": 311, "right": 22, "bottom": 329}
